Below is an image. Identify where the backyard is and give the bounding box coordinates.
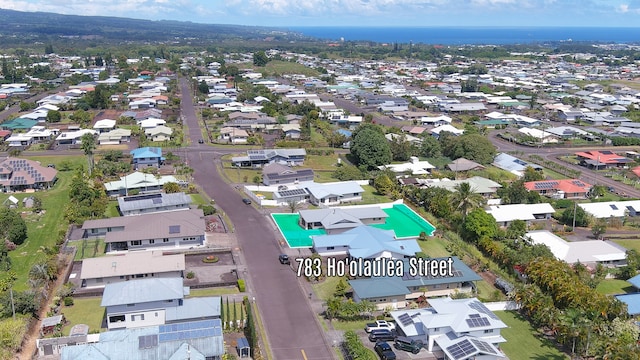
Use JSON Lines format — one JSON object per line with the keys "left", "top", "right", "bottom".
{"left": 495, "top": 310, "right": 568, "bottom": 360}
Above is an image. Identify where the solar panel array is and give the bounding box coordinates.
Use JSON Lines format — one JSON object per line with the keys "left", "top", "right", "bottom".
{"left": 610, "top": 204, "right": 619, "bottom": 210}
{"left": 468, "top": 300, "right": 499, "bottom": 320}
{"left": 446, "top": 339, "right": 477, "bottom": 360}
{"left": 138, "top": 334, "right": 158, "bottom": 349}
{"left": 5, "top": 159, "right": 50, "bottom": 186}
{"left": 533, "top": 181, "right": 559, "bottom": 190}
{"left": 470, "top": 338, "right": 497, "bottom": 355}
{"left": 158, "top": 320, "right": 221, "bottom": 343}
{"left": 168, "top": 225, "right": 181, "bottom": 234}
{"left": 123, "top": 193, "right": 163, "bottom": 202}
{"left": 278, "top": 188, "right": 307, "bottom": 197}
{"left": 572, "top": 180, "right": 586, "bottom": 187}
{"left": 466, "top": 316, "right": 490, "bottom": 328}
{"left": 398, "top": 313, "right": 413, "bottom": 326}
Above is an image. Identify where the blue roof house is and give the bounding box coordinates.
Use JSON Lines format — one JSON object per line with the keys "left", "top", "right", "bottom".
{"left": 130, "top": 147, "right": 165, "bottom": 169}
{"left": 349, "top": 256, "right": 481, "bottom": 310}
{"left": 615, "top": 274, "right": 640, "bottom": 316}
{"left": 101, "top": 277, "right": 220, "bottom": 330}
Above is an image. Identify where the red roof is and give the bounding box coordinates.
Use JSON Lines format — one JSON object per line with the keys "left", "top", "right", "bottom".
{"left": 574, "top": 150, "right": 630, "bottom": 164}
{"left": 632, "top": 166, "right": 640, "bottom": 178}
{"left": 525, "top": 179, "right": 592, "bottom": 194}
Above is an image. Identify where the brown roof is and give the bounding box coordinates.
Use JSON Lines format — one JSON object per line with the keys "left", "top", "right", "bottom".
{"left": 0, "top": 157, "right": 57, "bottom": 186}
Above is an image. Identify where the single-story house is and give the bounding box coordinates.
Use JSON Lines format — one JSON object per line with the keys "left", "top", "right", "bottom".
{"left": 430, "top": 124, "right": 464, "bottom": 138}
{"left": 390, "top": 297, "right": 507, "bottom": 359}
{"left": 524, "top": 230, "right": 627, "bottom": 267}
{"left": 417, "top": 176, "right": 502, "bottom": 197}
{"left": 80, "top": 251, "right": 185, "bottom": 289}
{"left": 446, "top": 158, "right": 485, "bottom": 172}
{"left": 349, "top": 257, "right": 481, "bottom": 310}
{"left": 299, "top": 206, "right": 389, "bottom": 234}
{"left": 378, "top": 156, "right": 435, "bottom": 175}
{"left": 130, "top": 147, "right": 165, "bottom": 169}
{"left": 219, "top": 127, "right": 249, "bottom": 144}
{"left": 492, "top": 153, "right": 543, "bottom": 178}
{"left": 614, "top": 274, "right": 640, "bottom": 316}
{"left": 0, "top": 157, "right": 58, "bottom": 192}
{"left": 118, "top": 192, "right": 192, "bottom": 216}
{"left": 312, "top": 225, "right": 419, "bottom": 257}
{"left": 98, "top": 128, "right": 132, "bottom": 145}
{"left": 420, "top": 115, "right": 452, "bottom": 127}
{"left": 104, "top": 171, "right": 179, "bottom": 197}
{"left": 578, "top": 200, "right": 640, "bottom": 219}
{"left": 524, "top": 179, "right": 592, "bottom": 199}
{"left": 55, "top": 129, "right": 97, "bottom": 146}
{"left": 575, "top": 150, "right": 633, "bottom": 169}
{"left": 232, "top": 148, "right": 306, "bottom": 168}
{"left": 145, "top": 125, "right": 173, "bottom": 142}
{"left": 305, "top": 181, "right": 364, "bottom": 206}
{"left": 93, "top": 119, "right": 116, "bottom": 133}
{"left": 262, "top": 163, "right": 315, "bottom": 186}
{"left": 486, "top": 203, "right": 556, "bottom": 227}
{"left": 81, "top": 208, "right": 206, "bottom": 252}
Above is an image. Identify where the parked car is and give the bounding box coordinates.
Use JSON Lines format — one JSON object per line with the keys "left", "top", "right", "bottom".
{"left": 368, "top": 329, "right": 397, "bottom": 342}
{"left": 278, "top": 254, "right": 290, "bottom": 264}
{"left": 365, "top": 320, "right": 396, "bottom": 333}
{"left": 198, "top": 139, "right": 205, "bottom": 144}
{"left": 242, "top": 198, "right": 252, "bottom": 205}
{"left": 393, "top": 336, "right": 423, "bottom": 354}
{"left": 374, "top": 341, "right": 397, "bottom": 360}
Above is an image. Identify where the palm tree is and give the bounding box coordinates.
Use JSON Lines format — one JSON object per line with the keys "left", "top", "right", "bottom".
{"left": 450, "top": 182, "right": 485, "bottom": 217}
{"left": 80, "top": 133, "right": 97, "bottom": 176}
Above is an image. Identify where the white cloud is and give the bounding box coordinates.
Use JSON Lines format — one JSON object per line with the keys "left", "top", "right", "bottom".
{"left": 617, "top": 4, "right": 629, "bottom": 12}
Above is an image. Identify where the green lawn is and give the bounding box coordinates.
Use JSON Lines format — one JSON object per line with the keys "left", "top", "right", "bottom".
{"left": 5, "top": 157, "right": 84, "bottom": 291}
{"left": 61, "top": 297, "right": 106, "bottom": 335}
{"left": 312, "top": 275, "right": 342, "bottom": 301}
{"left": 596, "top": 279, "right": 634, "bottom": 295}
{"left": 331, "top": 319, "right": 371, "bottom": 332}
{"left": 189, "top": 287, "right": 239, "bottom": 297}
{"left": 304, "top": 154, "right": 340, "bottom": 170}
{"left": 495, "top": 310, "right": 568, "bottom": 360}
{"left": 360, "top": 185, "right": 391, "bottom": 204}
{"left": 70, "top": 238, "right": 107, "bottom": 261}
{"left": 418, "top": 237, "right": 451, "bottom": 258}
{"left": 190, "top": 193, "right": 210, "bottom": 206}
{"left": 612, "top": 239, "right": 640, "bottom": 252}
{"left": 105, "top": 199, "right": 120, "bottom": 217}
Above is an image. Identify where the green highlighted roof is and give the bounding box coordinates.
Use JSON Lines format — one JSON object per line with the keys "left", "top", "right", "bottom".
{"left": 1, "top": 118, "right": 38, "bottom": 130}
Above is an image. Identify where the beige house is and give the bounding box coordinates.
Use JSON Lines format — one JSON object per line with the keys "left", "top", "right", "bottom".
{"left": 80, "top": 251, "right": 185, "bottom": 289}
{"left": 219, "top": 127, "right": 249, "bottom": 144}
{"left": 145, "top": 125, "right": 173, "bottom": 142}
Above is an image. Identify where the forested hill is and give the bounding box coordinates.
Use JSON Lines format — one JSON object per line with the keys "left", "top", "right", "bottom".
{"left": 0, "top": 9, "right": 303, "bottom": 45}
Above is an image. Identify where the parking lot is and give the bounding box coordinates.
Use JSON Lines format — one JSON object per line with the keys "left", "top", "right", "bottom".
{"left": 358, "top": 330, "right": 439, "bottom": 360}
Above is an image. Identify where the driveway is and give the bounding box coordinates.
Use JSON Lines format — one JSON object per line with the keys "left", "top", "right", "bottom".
{"left": 179, "top": 79, "right": 335, "bottom": 359}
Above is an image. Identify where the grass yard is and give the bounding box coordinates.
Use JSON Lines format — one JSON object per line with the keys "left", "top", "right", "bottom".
{"left": 612, "top": 239, "right": 640, "bottom": 252}
{"left": 418, "top": 237, "right": 451, "bottom": 258}
{"left": 596, "top": 279, "right": 634, "bottom": 295}
{"left": 331, "top": 319, "right": 371, "bottom": 332}
{"left": 495, "top": 310, "right": 568, "bottom": 360}
{"left": 360, "top": 185, "right": 391, "bottom": 205}
{"left": 305, "top": 154, "right": 340, "bottom": 170}
{"left": 105, "top": 199, "right": 120, "bottom": 217}
{"left": 312, "top": 275, "right": 342, "bottom": 301}
{"left": 188, "top": 287, "right": 239, "bottom": 297}
{"left": 313, "top": 170, "right": 336, "bottom": 183}
{"left": 61, "top": 297, "right": 106, "bottom": 335}
{"left": 5, "top": 156, "right": 84, "bottom": 291}
{"left": 476, "top": 280, "right": 505, "bottom": 301}
{"left": 190, "top": 193, "right": 211, "bottom": 206}
{"left": 70, "top": 238, "right": 107, "bottom": 261}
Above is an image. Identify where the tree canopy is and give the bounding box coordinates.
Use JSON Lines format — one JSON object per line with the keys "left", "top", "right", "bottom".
{"left": 350, "top": 124, "right": 392, "bottom": 171}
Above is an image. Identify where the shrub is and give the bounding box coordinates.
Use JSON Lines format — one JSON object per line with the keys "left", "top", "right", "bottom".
{"left": 186, "top": 271, "right": 195, "bottom": 279}
{"left": 199, "top": 204, "right": 216, "bottom": 216}
{"left": 237, "top": 279, "right": 246, "bottom": 292}
{"left": 63, "top": 297, "right": 74, "bottom": 306}
{"left": 202, "top": 255, "right": 219, "bottom": 263}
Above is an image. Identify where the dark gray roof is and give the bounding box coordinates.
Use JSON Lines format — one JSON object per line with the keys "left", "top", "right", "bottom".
{"left": 101, "top": 277, "right": 185, "bottom": 307}
{"left": 118, "top": 192, "right": 192, "bottom": 213}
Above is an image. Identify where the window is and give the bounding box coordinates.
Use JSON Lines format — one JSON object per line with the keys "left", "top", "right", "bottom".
{"left": 326, "top": 246, "right": 334, "bottom": 250}
{"left": 109, "top": 315, "right": 125, "bottom": 323}
{"left": 149, "top": 239, "right": 155, "bottom": 244}
{"left": 163, "top": 238, "right": 169, "bottom": 242}
{"left": 96, "top": 278, "right": 103, "bottom": 283}
{"left": 131, "top": 240, "right": 142, "bottom": 246}
{"left": 484, "top": 329, "right": 494, "bottom": 334}
{"left": 127, "top": 303, "right": 135, "bottom": 307}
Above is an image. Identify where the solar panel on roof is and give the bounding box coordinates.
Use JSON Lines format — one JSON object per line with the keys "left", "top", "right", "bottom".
{"left": 446, "top": 339, "right": 476, "bottom": 360}
{"left": 470, "top": 338, "right": 495, "bottom": 354}
{"left": 469, "top": 314, "right": 480, "bottom": 318}
{"left": 398, "top": 313, "right": 413, "bottom": 326}
{"left": 610, "top": 204, "right": 619, "bottom": 210}
{"left": 169, "top": 225, "right": 180, "bottom": 234}
{"left": 466, "top": 317, "right": 490, "bottom": 328}
{"left": 469, "top": 300, "right": 499, "bottom": 320}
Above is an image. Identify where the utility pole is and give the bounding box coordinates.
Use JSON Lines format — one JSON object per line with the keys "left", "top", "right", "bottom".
{"left": 572, "top": 200, "right": 577, "bottom": 230}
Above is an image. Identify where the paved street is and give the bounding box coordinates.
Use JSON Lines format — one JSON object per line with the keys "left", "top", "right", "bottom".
{"left": 179, "top": 78, "right": 335, "bottom": 360}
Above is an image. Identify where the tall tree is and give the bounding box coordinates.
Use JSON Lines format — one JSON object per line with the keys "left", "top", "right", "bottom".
{"left": 350, "top": 124, "right": 392, "bottom": 170}
{"left": 450, "top": 182, "right": 485, "bottom": 217}
{"left": 252, "top": 51, "right": 269, "bottom": 67}
{"left": 80, "top": 133, "right": 97, "bottom": 176}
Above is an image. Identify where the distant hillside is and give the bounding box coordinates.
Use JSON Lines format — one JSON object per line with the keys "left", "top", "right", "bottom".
{"left": 0, "top": 9, "right": 305, "bottom": 45}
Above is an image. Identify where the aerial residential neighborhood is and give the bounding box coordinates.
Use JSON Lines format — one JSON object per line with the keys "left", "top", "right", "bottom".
{"left": 1, "top": 10, "right": 640, "bottom": 360}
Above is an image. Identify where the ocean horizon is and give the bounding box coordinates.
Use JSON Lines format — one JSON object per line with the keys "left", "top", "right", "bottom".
{"left": 287, "top": 26, "right": 640, "bottom": 45}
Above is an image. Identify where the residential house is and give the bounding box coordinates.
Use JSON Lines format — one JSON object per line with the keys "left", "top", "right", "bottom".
{"left": 312, "top": 225, "right": 419, "bottom": 257}
{"left": 0, "top": 130, "right": 12, "bottom": 142}
{"left": 390, "top": 297, "right": 507, "bottom": 359}
{"left": 225, "top": 112, "right": 276, "bottom": 130}
{"left": 55, "top": 129, "right": 97, "bottom": 146}
{"left": 81, "top": 208, "right": 205, "bottom": 252}
{"left": 79, "top": 251, "right": 185, "bottom": 289}
{"left": 93, "top": 119, "right": 116, "bottom": 133}
{"left": 232, "top": 148, "right": 306, "bottom": 168}
{"left": 417, "top": 176, "right": 502, "bottom": 197}
{"left": 544, "top": 126, "right": 589, "bottom": 140}
{"left": 6, "top": 126, "right": 54, "bottom": 147}
{"left": 518, "top": 127, "right": 559, "bottom": 143}
{"left": 0, "top": 157, "right": 57, "bottom": 192}
{"left": 104, "top": 171, "right": 179, "bottom": 197}
{"left": 430, "top": 124, "right": 464, "bottom": 138}
{"left": 118, "top": 192, "right": 192, "bottom": 216}
{"left": 575, "top": 150, "right": 633, "bottom": 169}
{"left": 101, "top": 277, "right": 219, "bottom": 330}
{"left": 262, "top": 163, "right": 314, "bottom": 186}
{"left": 440, "top": 102, "right": 487, "bottom": 112}
{"left": 524, "top": 179, "right": 592, "bottom": 199}
{"left": 385, "top": 133, "right": 422, "bottom": 146}
{"left": 486, "top": 203, "right": 556, "bottom": 227}
{"left": 420, "top": 115, "right": 452, "bottom": 127}
{"left": 281, "top": 123, "right": 301, "bottom": 139}
{"left": 492, "top": 153, "right": 543, "bottom": 177}
{"left": 98, "top": 128, "right": 132, "bottom": 145}
{"left": 349, "top": 257, "right": 481, "bottom": 310}
{"left": 0, "top": 118, "right": 38, "bottom": 131}
{"left": 525, "top": 230, "right": 627, "bottom": 267}
{"left": 305, "top": 181, "right": 364, "bottom": 206}
{"left": 145, "top": 125, "right": 173, "bottom": 142}
{"left": 615, "top": 274, "right": 640, "bottom": 316}
{"left": 400, "top": 125, "right": 428, "bottom": 136}
{"left": 130, "top": 147, "right": 164, "bottom": 169}
{"left": 55, "top": 319, "right": 224, "bottom": 359}
{"left": 138, "top": 118, "right": 166, "bottom": 129}
{"left": 558, "top": 108, "right": 584, "bottom": 122}
{"left": 219, "top": 127, "right": 249, "bottom": 144}
{"left": 578, "top": 200, "right": 640, "bottom": 219}
{"left": 378, "top": 156, "right": 435, "bottom": 175}
{"left": 299, "top": 207, "right": 389, "bottom": 235}
{"left": 446, "top": 158, "right": 485, "bottom": 172}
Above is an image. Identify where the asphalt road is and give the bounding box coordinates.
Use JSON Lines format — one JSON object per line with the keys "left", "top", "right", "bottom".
{"left": 179, "top": 79, "right": 335, "bottom": 360}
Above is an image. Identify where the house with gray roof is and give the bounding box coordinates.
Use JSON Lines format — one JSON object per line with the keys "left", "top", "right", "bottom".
{"left": 414, "top": 176, "right": 501, "bottom": 197}
{"left": 390, "top": 297, "right": 507, "bottom": 359}
{"left": 261, "top": 163, "right": 315, "bottom": 186}
{"left": 232, "top": 148, "right": 306, "bottom": 168}
{"left": 104, "top": 171, "right": 179, "bottom": 197}
{"left": 312, "top": 225, "right": 419, "bottom": 257}
{"left": 349, "top": 256, "right": 481, "bottom": 310}
{"left": 101, "top": 277, "right": 220, "bottom": 330}
{"left": 446, "top": 158, "right": 485, "bottom": 172}
{"left": 81, "top": 209, "right": 205, "bottom": 252}
{"left": 305, "top": 181, "right": 364, "bottom": 206}
{"left": 299, "top": 207, "right": 388, "bottom": 235}
{"left": 79, "top": 251, "right": 185, "bottom": 289}
{"left": 492, "top": 152, "right": 542, "bottom": 178}
{"left": 117, "top": 192, "right": 192, "bottom": 216}
{"left": 57, "top": 319, "right": 224, "bottom": 360}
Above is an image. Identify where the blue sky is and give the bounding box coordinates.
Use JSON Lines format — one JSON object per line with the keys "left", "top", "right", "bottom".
{"left": 1, "top": 0, "right": 640, "bottom": 27}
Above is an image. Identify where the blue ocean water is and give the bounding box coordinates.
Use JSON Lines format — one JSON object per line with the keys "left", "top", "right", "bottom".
{"left": 287, "top": 27, "right": 640, "bottom": 45}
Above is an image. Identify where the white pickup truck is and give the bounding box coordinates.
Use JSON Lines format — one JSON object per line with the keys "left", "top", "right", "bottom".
{"left": 365, "top": 320, "right": 396, "bottom": 333}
